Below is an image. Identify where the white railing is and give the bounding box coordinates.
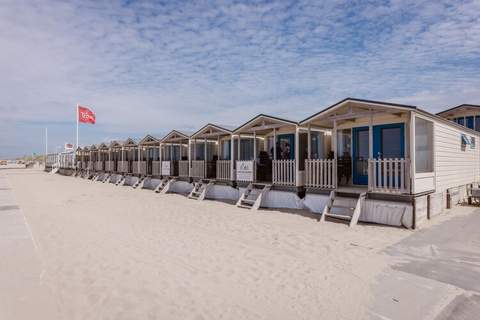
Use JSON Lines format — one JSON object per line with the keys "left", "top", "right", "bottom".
{"left": 368, "top": 158, "right": 410, "bottom": 194}
{"left": 81, "top": 162, "right": 87, "bottom": 169}
{"left": 132, "top": 161, "right": 147, "bottom": 175}
{"left": 305, "top": 159, "right": 336, "bottom": 189}
{"left": 152, "top": 161, "right": 161, "bottom": 176}
{"left": 105, "top": 161, "right": 114, "bottom": 172}
{"left": 216, "top": 160, "right": 231, "bottom": 181}
{"left": 273, "top": 160, "right": 296, "bottom": 186}
{"left": 88, "top": 161, "right": 94, "bottom": 170}
{"left": 95, "top": 161, "right": 104, "bottom": 171}
{"left": 236, "top": 160, "right": 255, "bottom": 182}
{"left": 118, "top": 161, "right": 129, "bottom": 173}
{"left": 190, "top": 160, "right": 204, "bottom": 178}
{"left": 179, "top": 160, "right": 190, "bottom": 177}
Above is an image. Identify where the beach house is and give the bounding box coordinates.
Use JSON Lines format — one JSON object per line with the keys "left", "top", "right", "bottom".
{"left": 299, "top": 98, "right": 480, "bottom": 228}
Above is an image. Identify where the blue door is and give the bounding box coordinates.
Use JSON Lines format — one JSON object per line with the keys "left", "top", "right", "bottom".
{"left": 372, "top": 123, "right": 405, "bottom": 188}
{"left": 372, "top": 123, "right": 405, "bottom": 159}
{"left": 352, "top": 127, "right": 369, "bottom": 185}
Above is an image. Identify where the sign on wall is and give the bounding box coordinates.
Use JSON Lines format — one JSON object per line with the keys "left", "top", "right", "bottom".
{"left": 236, "top": 160, "right": 254, "bottom": 181}
{"left": 161, "top": 161, "right": 171, "bottom": 176}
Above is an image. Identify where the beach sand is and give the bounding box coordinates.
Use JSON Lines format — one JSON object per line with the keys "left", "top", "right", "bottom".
{"left": 2, "top": 169, "right": 411, "bottom": 320}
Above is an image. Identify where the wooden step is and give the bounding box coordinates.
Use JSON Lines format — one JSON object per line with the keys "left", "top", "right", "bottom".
{"left": 324, "top": 213, "right": 353, "bottom": 221}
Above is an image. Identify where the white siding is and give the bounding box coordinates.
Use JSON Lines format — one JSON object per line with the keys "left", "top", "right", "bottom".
{"left": 434, "top": 120, "right": 480, "bottom": 193}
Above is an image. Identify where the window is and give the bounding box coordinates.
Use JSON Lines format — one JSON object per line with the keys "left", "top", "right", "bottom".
{"left": 415, "top": 117, "right": 434, "bottom": 173}
{"left": 475, "top": 116, "right": 480, "bottom": 132}
{"left": 457, "top": 117, "right": 465, "bottom": 126}
{"left": 467, "top": 116, "right": 474, "bottom": 129}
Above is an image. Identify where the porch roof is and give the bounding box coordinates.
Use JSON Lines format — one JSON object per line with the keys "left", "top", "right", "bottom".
{"left": 436, "top": 104, "right": 480, "bottom": 118}
{"left": 122, "top": 138, "right": 138, "bottom": 148}
{"left": 138, "top": 134, "right": 161, "bottom": 146}
{"left": 300, "top": 98, "right": 417, "bottom": 128}
{"left": 98, "top": 142, "right": 109, "bottom": 150}
{"left": 190, "top": 123, "right": 233, "bottom": 139}
{"left": 160, "top": 130, "right": 190, "bottom": 143}
{"left": 109, "top": 140, "right": 123, "bottom": 148}
{"left": 233, "top": 114, "right": 297, "bottom": 135}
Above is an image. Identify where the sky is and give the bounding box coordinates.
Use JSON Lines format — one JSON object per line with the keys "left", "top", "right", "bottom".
{"left": 1, "top": 0, "right": 479, "bottom": 158}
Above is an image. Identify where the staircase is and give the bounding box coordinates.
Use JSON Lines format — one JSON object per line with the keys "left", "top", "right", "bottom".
{"left": 236, "top": 183, "right": 271, "bottom": 210}
{"left": 115, "top": 176, "right": 126, "bottom": 186}
{"left": 154, "top": 177, "right": 176, "bottom": 194}
{"left": 132, "top": 177, "right": 145, "bottom": 189}
{"left": 320, "top": 191, "right": 366, "bottom": 227}
{"left": 188, "top": 179, "right": 214, "bottom": 200}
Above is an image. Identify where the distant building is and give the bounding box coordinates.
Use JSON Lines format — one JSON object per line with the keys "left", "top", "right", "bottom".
{"left": 437, "top": 104, "right": 480, "bottom": 131}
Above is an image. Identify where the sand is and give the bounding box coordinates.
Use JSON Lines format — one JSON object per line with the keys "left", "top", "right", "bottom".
{"left": 2, "top": 169, "right": 410, "bottom": 320}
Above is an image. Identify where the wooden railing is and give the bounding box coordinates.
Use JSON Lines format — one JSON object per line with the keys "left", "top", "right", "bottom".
{"left": 216, "top": 160, "right": 231, "bottom": 181}
{"left": 272, "top": 160, "right": 296, "bottom": 186}
{"left": 368, "top": 158, "right": 410, "bottom": 194}
{"left": 179, "top": 160, "right": 189, "bottom": 177}
{"left": 152, "top": 161, "right": 161, "bottom": 176}
{"left": 190, "top": 160, "right": 204, "bottom": 178}
{"left": 305, "top": 159, "right": 336, "bottom": 189}
{"left": 118, "top": 161, "right": 129, "bottom": 173}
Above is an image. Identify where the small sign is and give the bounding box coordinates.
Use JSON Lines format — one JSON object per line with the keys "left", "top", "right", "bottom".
{"left": 161, "top": 161, "right": 171, "bottom": 176}
{"left": 236, "top": 160, "right": 254, "bottom": 181}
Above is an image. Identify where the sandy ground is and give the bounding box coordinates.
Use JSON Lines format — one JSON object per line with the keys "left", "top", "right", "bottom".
{"left": 2, "top": 169, "right": 416, "bottom": 319}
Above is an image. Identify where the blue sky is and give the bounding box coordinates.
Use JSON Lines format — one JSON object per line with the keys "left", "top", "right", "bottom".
{"left": 1, "top": 0, "right": 479, "bottom": 158}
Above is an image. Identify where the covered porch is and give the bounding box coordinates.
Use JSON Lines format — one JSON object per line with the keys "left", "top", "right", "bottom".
{"left": 137, "top": 135, "right": 161, "bottom": 177}
{"left": 233, "top": 114, "right": 299, "bottom": 187}
{"left": 106, "top": 141, "right": 122, "bottom": 173}
{"left": 118, "top": 138, "right": 137, "bottom": 175}
{"left": 88, "top": 144, "right": 97, "bottom": 172}
{"left": 159, "top": 130, "right": 190, "bottom": 178}
{"left": 189, "top": 124, "right": 234, "bottom": 182}
{"left": 300, "top": 99, "right": 424, "bottom": 195}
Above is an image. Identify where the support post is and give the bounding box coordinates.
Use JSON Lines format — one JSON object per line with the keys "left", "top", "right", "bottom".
{"left": 307, "top": 124, "right": 311, "bottom": 159}
{"left": 295, "top": 126, "right": 300, "bottom": 187}
{"left": 273, "top": 128, "right": 277, "bottom": 160}
{"left": 333, "top": 120, "right": 337, "bottom": 188}
{"left": 204, "top": 137, "right": 207, "bottom": 177}
{"left": 230, "top": 135, "right": 235, "bottom": 181}
{"left": 410, "top": 111, "right": 416, "bottom": 194}
{"left": 368, "top": 112, "right": 373, "bottom": 190}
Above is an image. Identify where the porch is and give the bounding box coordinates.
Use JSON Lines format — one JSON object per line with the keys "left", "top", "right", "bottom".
{"left": 189, "top": 124, "right": 235, "bottom": 182}
{"left": 233, "top": 115, "right": 299, "bottom": 187}
{"left": 300, "top": 98, "right": 422, "bottom": 195}
{"left": 160, "top": 130, "right": 190, "bottom": 178}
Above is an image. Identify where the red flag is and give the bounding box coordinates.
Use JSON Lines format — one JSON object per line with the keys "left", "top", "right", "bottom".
{"left": 78, "top": 106, "right": 96, "bottom": 124}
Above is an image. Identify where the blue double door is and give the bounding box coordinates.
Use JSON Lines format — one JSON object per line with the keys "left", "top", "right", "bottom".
{"left": 352, "top": 123, "right": 404, "bottom": 185}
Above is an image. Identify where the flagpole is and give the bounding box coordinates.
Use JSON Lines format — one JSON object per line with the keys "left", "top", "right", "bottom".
{"left": 75, "top": 104, "right": 79, "bottom": 166}
{"left": 45, "top": 127, "right": 48, "bottom": 167}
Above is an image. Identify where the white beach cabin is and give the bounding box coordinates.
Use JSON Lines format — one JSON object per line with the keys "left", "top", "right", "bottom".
{"left": 232, "top": 114, "right": 303, "bottom": 210}
{"left": 156, "top": 130, "right": 192, "bottom": 194}
{"left": 187, "top": 124, "right": 237, "bottom": 201}
{"left": 137, "top": 134, "right": 163, "bottom": 190}
{"left": 117, "top": 138, "right": 140, "bottom": 186}
{"left": 106, "top": 140, "right": 124, "bottom": 184}
{"left": 300, "top": 98, "right": 480, "bottom": 228}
